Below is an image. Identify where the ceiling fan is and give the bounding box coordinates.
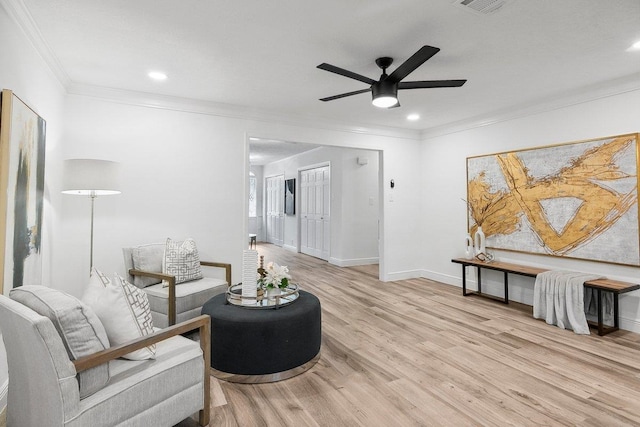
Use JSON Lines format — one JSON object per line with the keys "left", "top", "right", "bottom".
{"left": 317, "top": 45, "right": 466, "bottom": 108}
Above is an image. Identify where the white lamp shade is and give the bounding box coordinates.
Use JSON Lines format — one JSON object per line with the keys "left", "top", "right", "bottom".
{"left": 62, "top": 159, "right": 122, "bottom": 196}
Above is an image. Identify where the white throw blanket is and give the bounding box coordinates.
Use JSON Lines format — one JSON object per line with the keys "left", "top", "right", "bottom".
{"left": 533, "top": 271, "right": 603, "bottom": 335}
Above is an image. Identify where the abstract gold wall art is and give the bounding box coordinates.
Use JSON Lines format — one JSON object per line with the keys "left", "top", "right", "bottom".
{"left": 0, "top": 90, "right": 46, "bottom": 295}
{"left": 467, "top": 133, "right": 639, "bottom": 266}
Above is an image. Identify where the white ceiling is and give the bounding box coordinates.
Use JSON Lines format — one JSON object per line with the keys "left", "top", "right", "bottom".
{"left": 14, "top": 0, "right": 640, "bottom": 133}
{"left": 249, "top": 139, "right": 322, "bottom": 166}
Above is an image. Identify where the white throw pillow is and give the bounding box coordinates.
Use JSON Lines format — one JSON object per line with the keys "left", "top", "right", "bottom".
{"left": 10, "top": 285, "right": 110, "bottom": 398}
{"left": 82, "top": 268, "right": 156, "bottom": 360}
{"left": 163, "top": 238, "right": 203, "bottom": 285}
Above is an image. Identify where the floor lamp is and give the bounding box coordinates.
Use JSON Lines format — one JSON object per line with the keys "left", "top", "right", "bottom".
{"left": 62, "top": 159, "right": 121, "bottom": 272}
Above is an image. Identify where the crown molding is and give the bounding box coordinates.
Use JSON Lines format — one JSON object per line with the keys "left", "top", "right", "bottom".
{"left": 6, "top": 0, "right": 636, "bottom": 144}
{"left": 1, "top": 0, "right": 70, "bottom": 87}
{"left": 66, "top": 82, "right": 422, "bottom": 141}
{"left": 420, "top": 72, "right": 640, "bottom": 140}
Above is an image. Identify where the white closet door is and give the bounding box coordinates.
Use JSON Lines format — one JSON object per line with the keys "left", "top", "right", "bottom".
{"left": 300, "top": 166, "right": 330, "bottom": 260}
{"left": 265, "top": 175, "right": 284, "bottom": 246}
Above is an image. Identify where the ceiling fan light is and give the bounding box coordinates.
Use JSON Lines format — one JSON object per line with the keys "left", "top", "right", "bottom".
{"left": 371, "top": 79, "right": 398, "bottom": 108}
{"left": 372, "top": 95, "right": 398, "bottom": 108}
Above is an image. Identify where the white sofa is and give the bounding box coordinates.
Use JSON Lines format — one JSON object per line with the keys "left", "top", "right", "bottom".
{"left": 0, "top": 293, "right": 210, "bottom": 427}
{"left": 123, "top": 242, "right": 230, "bottom": 327}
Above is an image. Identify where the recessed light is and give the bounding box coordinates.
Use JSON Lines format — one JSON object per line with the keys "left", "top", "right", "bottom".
{"left": 627, "top": 40, "right": 640, "bottom": 51}
{"left": 148, "top": 71, "right": 168, "bottom": 81}
{"left": 407, "top": 113, "right": 420, "bottom": 121}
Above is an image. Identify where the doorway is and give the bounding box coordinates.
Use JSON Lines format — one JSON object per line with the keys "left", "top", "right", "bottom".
{"left": 248, "top": 137, "right": 383, "bottom": 281}
{"left": 299, "top": 165, "right": 330, "bottom": 261}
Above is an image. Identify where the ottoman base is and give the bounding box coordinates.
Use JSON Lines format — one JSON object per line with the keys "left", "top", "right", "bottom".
{"left": 210, "top": 352, "right": 320, "bottom": 384}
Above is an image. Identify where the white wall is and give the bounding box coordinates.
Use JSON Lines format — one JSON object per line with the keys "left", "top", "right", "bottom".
{"left": 262, "top": 146, "right": 380, "bottom": 265}
{"left": 420, "top": 88, "right": 640, "bottom": 332}
{"left": 57, "top": 94, "right": 423, "bottom": 294}
{"left": 0, "top": 0, "right": 66, "bottom": 412}
{"left": 59, "top": 96, "right": 248, "bottom": 295}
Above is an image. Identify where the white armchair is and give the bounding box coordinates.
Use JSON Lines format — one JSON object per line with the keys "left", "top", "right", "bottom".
{"left": 0, "top": 293, "right": 210, "bottom": 427}
{"left": 123, "top": 239, "right": 231, "bottom": 327}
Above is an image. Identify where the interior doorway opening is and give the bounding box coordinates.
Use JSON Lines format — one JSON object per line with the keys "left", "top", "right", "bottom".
{"left": 247, "top": 137, "right": 383, "bottom": 280}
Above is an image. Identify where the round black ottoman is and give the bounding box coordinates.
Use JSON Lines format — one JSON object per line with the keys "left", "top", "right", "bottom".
{"left": 201, "top": 290, "right": 321, "bottom": 383}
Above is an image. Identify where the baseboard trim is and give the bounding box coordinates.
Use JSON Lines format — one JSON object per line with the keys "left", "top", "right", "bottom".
{"left": 619, "top": 317, "right": 640, "bottom": 334}
{"left": 384, "top": 270, "right": 422, "bottom": 282}
{"left": 328, "top": 257, "right": 379, "bottom": 267}
{"left": 282, "top": 244, "right": 297, "bottom": 253}
{"left": 420, "top": 269, "right": 460, "bottom": 287}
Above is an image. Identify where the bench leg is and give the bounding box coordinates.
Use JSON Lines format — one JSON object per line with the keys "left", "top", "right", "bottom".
{"left": 589, "top": 288, "right": 620, "bottom": 336}
{"left": 462, "top": 265, "right": 468, "bottom": 296}
{"left": 597, "top": 289, "right": 604, "bottom": 336}
{"left": 503, "top": 272, "right": 509, "bottom": 304}
{"left": 477, "top": 267, "right": 482, "bottom": 294}
{"left": 614, "top": 293, "right": 619, "bottom": 329}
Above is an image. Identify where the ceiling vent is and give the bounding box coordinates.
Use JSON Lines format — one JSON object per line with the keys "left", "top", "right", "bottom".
{"left": 453, "top": 0, "right": 511, "bottom": 15}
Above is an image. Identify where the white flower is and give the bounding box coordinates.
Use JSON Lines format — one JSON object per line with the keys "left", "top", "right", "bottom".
{"left": 260, "top": 262, "right": 291, "bottom": 289}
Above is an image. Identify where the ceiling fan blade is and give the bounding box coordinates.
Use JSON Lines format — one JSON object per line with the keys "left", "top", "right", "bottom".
{"left": 319, "top": 88, "right": 371, "bottom": 102}
{"left": 317, "top": 63, "right": 376, "bottom": 85}
{"left": 387, "top": 45, "right": 440, "bottom": 83}
{"left": 398, "top": 79, "right": 467, "bottom": 89}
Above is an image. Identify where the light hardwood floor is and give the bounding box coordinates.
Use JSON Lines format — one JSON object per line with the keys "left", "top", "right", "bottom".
{"left": 181, "top": 243, "right": 640, "bottom": 426}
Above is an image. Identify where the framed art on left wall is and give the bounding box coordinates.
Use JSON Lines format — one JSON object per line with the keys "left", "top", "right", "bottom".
{"left": 0, "top": 90, "right": 46, "bottom": 295}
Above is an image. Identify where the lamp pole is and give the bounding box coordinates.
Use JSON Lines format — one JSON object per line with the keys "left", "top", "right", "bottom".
{"left": 89, "top": 191, "right": 96, "bottom": 272}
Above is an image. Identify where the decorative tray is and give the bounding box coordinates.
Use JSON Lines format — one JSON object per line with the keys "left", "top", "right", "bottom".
{"left": 225, "top": 283, "right": 299, "bottom": 309}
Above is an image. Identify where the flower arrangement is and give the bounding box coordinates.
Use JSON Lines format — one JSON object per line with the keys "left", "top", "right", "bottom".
{"left": 258, "top": 262, "right": 291, "bottom": 290}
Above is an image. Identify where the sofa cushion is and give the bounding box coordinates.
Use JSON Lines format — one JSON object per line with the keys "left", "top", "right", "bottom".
{"left": 163, "top": 238, "right": 203, "bottom": 285}
{"left": 82, "top": 269, "right": 156, "bottom": 360}
{"left": 66, "top": 334, "right": 204, "bottom": 427}
{"left": 131, "top": 243, "right": 165, "bottom": 288}
{"left": 9, "top": 285, "right": 110, "bottom": 398}
{"left": 144, "top": 277, "right": 227, "bottom": 316}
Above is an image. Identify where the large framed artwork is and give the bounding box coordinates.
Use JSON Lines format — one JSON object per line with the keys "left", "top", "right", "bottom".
{"left": 0, "top": 90, "right": 46, "bottom": 295}
{"left": 466, "top": 133, "right": 639, "bottom": 266}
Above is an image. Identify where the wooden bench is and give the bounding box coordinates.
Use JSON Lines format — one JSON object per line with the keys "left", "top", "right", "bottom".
{"left": 451, "top": 258, "right": 640, "bottom": 336}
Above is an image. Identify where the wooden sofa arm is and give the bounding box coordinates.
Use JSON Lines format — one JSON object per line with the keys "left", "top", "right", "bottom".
{"left": 128, "top": 269, "right": 180, "bottom": 325}
{"left": 73, "top": 314, "right": 210, "bottom": 372}
{"left": 128, "top": 269, "right": 175, "bottom": 285}
{"left": 74, "top": 314, "right": 211, "bottom": 426}
{"left": 129, "top": 262, "right": 231, "bottom": 326}
{"left": 201, "top": 260, "right": 232, "bottom": 285}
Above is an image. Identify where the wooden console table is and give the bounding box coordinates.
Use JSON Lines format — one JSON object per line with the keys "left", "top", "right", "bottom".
{"left": 451, "top": 258, "right": 639, "bottom": 336}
